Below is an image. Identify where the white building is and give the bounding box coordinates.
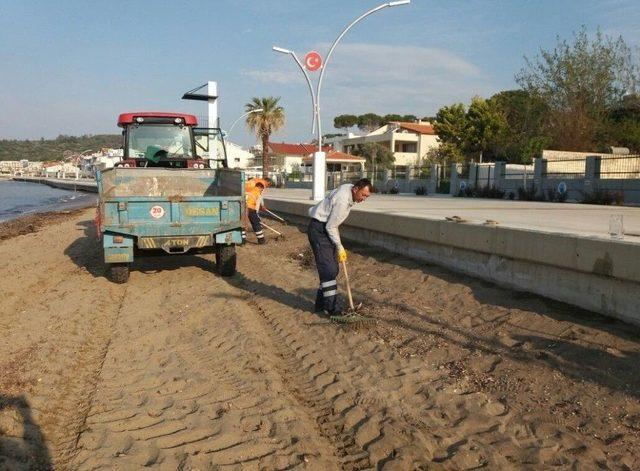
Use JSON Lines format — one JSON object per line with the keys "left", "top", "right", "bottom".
{"left": 225, "top": 141, "right": 255, "bottom": 169}
{"left": 43, "top": 162, "right": 80, "bottom": 178}
{"left": 266, "top": 142, "right": 333, "bottom": 174}
{"left": 337, "top": 121, "right": 440, "bottom": 169}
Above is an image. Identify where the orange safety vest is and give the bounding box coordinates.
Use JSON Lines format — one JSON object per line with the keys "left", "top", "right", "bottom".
{"left": 246, "top": 187, "right": 263, "bottom": 210}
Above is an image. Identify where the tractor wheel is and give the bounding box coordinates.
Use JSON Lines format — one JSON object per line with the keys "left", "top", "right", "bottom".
{"left": 216, "top": 245, "right": 236, "bottom": 277}
{"left": 108, "top": 263, "right": 130, "bottom": 284}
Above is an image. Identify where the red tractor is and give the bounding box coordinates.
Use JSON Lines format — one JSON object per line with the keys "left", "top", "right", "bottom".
{"left": 115, "top": 112, "right": 224, "bottom": 169}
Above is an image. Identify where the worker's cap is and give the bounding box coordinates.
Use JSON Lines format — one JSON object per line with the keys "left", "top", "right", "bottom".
{"left": 145, "top": 145, "right": 166, "bottom": 163}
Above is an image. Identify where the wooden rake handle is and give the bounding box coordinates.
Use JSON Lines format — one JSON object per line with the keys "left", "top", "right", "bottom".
{"left": 265, "top": 209, "right": 286, "bottom": 223}
{"left": 341, "top": 260, "right": 355, "bottom": 310}
{"left": 261, "top": 222, "right": 283, "bottom": 236}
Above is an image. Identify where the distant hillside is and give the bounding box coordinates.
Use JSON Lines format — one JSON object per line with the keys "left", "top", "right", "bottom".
{"left": 0, "top": 134, "right": 121, "bottom": 162}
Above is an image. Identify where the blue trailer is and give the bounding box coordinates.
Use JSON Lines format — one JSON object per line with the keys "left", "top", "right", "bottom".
{"left": 95, "top": 111, "right": 244, "bottom": 283}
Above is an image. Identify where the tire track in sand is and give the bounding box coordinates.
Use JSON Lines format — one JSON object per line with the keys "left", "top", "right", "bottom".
{"left": 236, "top": 236, "right": 608, "bottom": 470}
{"left": 72, "top": 257, "right": 341, "bottom": 470}
{"left": 0, "top": 211, "right": 127, "bottom": 470}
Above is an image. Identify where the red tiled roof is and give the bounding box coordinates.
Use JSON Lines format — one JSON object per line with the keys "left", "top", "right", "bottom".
{"left": 268, "top": 142, "right": 332, "bottom": 155}
{"left": 302, "top": 151, "right": 365, "bottom": 164}
{"left": 391, "top": 122, "right": 436, "bottom": 135}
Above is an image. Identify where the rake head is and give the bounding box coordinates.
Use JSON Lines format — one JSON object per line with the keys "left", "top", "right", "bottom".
{"left": 330, "top": 303, "right": 377, "bottom": 327}
{"left": 330, "top": 313, "right": 377, "bottom": 327}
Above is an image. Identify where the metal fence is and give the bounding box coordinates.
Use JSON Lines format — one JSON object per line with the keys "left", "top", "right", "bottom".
{"left": 599, "top": 155, "right": 640, "bottom": 179}
{"left": 457, "top": 163, "right": 470, "bottom": 179}
{"left": 408, "top": 166, "right": 432, "bottom": 180}
{"left": 474, "top": 163, "right": 494, "bottom": 188}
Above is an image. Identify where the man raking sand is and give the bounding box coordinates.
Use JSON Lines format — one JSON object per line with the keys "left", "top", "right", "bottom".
{"left": 307, "top": 179, "right": 373, "bottom": 318}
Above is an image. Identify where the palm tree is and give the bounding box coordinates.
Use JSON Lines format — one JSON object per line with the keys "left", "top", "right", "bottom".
{"left": 245, "top": 97, "right": 285, "bottom": 178}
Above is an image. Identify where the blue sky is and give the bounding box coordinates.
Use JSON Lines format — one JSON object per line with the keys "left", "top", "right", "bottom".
{"left": 0, "top": 0, "right": 638, "bottom": 147}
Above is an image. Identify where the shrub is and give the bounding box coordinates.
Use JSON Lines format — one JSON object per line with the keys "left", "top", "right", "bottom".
{"left": 517, "top": 185, "right": 538, "bottom": 201}
{"left": 477, "top": 185, "right": 505, "bottom": 199}
{"left": 389, "top": 187, "right": 399, "bottom": 194}
{"left": 581, "top": 189, "right": 623, "bottom": 205}
{"left": 437, "top": 180, "right": 451, "bottom": 194}
{"left": 614, "top": 191, "right": 624, "bottom": 205}
{"left": 457, "top": 185, "right": 504, "bottom": 199}
{"left": 415, "top": 186, "right": 427, "bottom": 195}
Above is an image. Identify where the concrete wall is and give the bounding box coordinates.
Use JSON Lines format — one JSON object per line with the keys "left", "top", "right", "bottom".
{"left": 449, "top": 158, "right": 640, "bottom": 205}
{"left": 284, "top": 180, "right": 313, "bottom": 190}
{"left": 395, "top": 179, "right": 431, "bottom": 194}
{"left": 265, "top": 197, "right": 640, "bottom": 327}
{"left": 595, "top": 179, "right": 640, "bottom": 204}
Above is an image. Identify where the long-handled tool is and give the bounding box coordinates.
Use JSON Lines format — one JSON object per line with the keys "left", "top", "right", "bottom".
{"left": 261, "top": 222, "right": 284, "bottom": 240}
{"left": 342, "top": 260, "right": 355, "bottom": 310}
{"left": 264, "top": 208, "right": 287, "bottom": 223}
{"left": 330, "top": 260, "right": 376, "bottom": 326}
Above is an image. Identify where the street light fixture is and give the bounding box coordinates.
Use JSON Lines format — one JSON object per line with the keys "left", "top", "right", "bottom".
{"left": 226, "top": 108, "right": 263, "bottom": 138}
{"left": 273, "top": 0, "right": 410, "bottom": 200}
{"left": 272, "top": 47, "right": 317, "bottom": 134}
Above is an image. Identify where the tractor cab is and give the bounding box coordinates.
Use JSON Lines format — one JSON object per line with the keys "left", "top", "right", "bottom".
{"left": 116, "top": 112, "right": 227, "bottom": 169}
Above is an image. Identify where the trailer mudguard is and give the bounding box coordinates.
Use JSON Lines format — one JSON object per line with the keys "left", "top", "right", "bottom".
{"left": 103, "top": 233, "right": 134, "bottom": 264}
{"left": 215, "top": 229, "right": 243, "bottom": 245}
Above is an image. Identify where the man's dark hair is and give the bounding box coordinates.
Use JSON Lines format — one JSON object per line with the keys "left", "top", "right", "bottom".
{"left": 255, "top": 182, "right": 265, "bottom": 189}
{"left": 353, "top": 178, "right": 373, "bottom": 191}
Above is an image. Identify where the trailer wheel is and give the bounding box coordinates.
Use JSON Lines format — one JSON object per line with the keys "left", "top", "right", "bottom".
{"left": 109, "top": 263, "right": 130, "bottom": 284}
{"left": 216, "top": 245, "right": 236, "bottom": 277}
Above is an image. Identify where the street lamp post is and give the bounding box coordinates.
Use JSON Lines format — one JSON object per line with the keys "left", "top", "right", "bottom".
{"left": 226, "top": 108, "right": 263, "bottom": 139}
{"left": 274, "top": 0, "right": 410, "bottom": 201}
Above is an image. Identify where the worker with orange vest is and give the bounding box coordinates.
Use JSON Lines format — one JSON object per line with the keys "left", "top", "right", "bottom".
{"left": 242, "top": 178, "right": 271, "bottom": 244}
{"left": 246, "top": 181, "right": 267, "bottom": 244}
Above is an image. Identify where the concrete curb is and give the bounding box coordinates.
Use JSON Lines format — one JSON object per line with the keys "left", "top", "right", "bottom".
{"left": 266, "top": 197, "right": 640, "bottom": 327}
{"left": 13, "top": 177, "right": 98, "bottom": 193}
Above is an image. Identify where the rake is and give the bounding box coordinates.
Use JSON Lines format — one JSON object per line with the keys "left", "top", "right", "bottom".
{"left": 264, "top": 208, "right": 287, "bottom": 224}
{"left": 330, "top": 260, "right": 377, "bottom": 327}
{"left": 261, "top": 222, "right": 285, "bottom": 240}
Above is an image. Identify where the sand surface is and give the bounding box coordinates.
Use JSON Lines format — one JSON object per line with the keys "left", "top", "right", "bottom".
{"left": 1, "top": 209, "right": 639, "bottom": 470}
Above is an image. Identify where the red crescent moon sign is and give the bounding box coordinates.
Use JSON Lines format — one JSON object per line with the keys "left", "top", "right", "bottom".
{"left": 304, "top": 51, "right": 322, "bottom": 72}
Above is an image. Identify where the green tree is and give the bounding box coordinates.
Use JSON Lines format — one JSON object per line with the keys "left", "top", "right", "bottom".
{"left": 425, "top": 142, "right": 465, "bottom": 165}
{"left": 433, "top": 103, "right": 468, "bottom": 149}
{"left": 333, "top": 114, "right": 358, "bottom": 132}
{"left": 465, "top": 96, "right": 508, "bottom": 161}
{"left": 488, "top": 89, "right": 550, "bottom": 162}
{"left": 382, "top": 114, "right": 404, "bottom": 123}
{"left": 352, "top": 142, "right": 395, "bottom": 171}
{"left": 245, "top": 96, "right": 285, "bottom": 178}
{"left": 357, "top": 113, "right": 383, "bottom": 132}
{"left": 401, "top": 114, "right": 417, "bottom": 122}
{"left": 516, "top": 26, "right": 639, "bottom": 151}
{"left": 600, "top": 93, "right": 640, "bottom": 151}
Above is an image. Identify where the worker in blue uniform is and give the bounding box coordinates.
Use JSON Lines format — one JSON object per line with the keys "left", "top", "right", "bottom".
{"left": 307, "top": 178, "right": 373, "bottom": 315}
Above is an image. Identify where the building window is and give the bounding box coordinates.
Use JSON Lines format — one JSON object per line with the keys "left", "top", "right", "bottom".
{"left": 395, "top": 142, "right": 417, "bottom": 153}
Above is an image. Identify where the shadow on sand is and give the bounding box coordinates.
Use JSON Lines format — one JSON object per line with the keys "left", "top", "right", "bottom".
{"left": 0, "top": 394, "right": 52, "bottom": 470}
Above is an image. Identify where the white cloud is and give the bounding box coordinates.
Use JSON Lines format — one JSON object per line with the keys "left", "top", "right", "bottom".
{"left": 321, "top": 43, "right": 493, "bottom": 114}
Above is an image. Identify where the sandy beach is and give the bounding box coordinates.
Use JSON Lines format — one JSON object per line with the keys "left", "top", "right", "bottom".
{"left": 1, "top": 209, "right": 639, "bottom": 470}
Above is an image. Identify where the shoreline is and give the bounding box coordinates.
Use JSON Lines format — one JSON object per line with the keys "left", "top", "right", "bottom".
{"left": 0, "top": 206, "right": 92, "bottom": 240}
{"left": 0, "top": 179, "right": 96, "bottom": 224}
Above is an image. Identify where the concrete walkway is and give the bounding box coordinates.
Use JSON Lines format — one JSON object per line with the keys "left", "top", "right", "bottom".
{"left": 267, "top": 188, "right": 640, "bottom": 243}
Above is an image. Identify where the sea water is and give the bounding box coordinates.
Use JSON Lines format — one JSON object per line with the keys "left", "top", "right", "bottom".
{"left": 0, "top": 180, "right": 95, "bottom": 222}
